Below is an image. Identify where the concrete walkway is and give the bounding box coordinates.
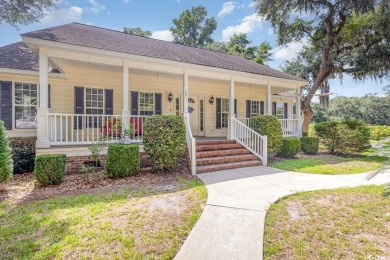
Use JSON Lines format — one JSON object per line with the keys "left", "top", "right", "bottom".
{"left": 175, "top": 166, "right": 389, "bottom": 260}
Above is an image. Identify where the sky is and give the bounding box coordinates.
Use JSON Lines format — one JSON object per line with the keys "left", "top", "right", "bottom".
{"left": 0, "top": 0, "right": 388, "bottom": 98}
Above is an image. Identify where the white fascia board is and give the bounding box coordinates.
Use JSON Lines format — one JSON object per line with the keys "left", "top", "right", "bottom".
{"left": 0, "top": 68, "right": 66, "bottom": 78}
{"left": 22, "top": 36, "right": 308, "bottom": 87}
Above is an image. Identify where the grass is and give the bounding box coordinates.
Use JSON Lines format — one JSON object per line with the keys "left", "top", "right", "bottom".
{"left": 0, "top": 179, "right": 207, "bottom": 259}
{"left": 270, "top": 154, "right": 388, "bottom": 175}
{"left": 264, "top": 185, "right": 390, "bottom": 259}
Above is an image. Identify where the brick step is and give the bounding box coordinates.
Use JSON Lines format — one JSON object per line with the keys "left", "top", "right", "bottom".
{"left": 196, "top": 154, "right": 258, "bottom": 166}
{"left": 196, "top": 148, "right": 251, "bottom": 158}
{"left": 196, "top": 140, "right": 236, "bottom": 146}
{"left": 196, "top": 143, "right": 243, "bottom": 152}
{"left": 196, "top": 160, "right": 262, "bottom": 174}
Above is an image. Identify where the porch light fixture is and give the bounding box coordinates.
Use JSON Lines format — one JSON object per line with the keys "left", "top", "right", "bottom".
{"left": 168, "top": 92, "right": 173, "bottom": 103}
{"left": 209, "top": 95, "right": 215, "bottom": 105}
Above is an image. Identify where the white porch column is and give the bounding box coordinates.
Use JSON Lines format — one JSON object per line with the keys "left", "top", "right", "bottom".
{"left": 266, "top": 82, "right": 272, "bottom": 115}
{"left": 228, "top": 77, "right": 235, "bottom": 140}
{"left": 183, "top": 70, "right": 189, "bottom": 118}
{"left": 122, "top": 60, "right": 130, "bottom": 132}
{"left": 296, "top": 87, "right": 302, "bottom": 136}
{"left": 36, "top": 48, "right": 51, "bottom": 148}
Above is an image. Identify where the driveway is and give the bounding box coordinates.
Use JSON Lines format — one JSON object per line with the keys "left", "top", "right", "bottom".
{"left": 175, "top": 166, "right": 389, "bottom": 260}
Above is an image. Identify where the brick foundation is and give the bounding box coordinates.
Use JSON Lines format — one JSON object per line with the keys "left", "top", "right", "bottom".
{"left": 65, "top": 152, "right": 153, "bottom": 174}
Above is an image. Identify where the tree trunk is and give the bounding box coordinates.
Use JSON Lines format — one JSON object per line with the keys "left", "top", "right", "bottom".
{"left": 301, "top": 102, "right": 313, "bottom": 134}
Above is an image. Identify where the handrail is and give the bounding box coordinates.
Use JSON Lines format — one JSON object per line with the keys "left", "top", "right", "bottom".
{"left": 184, "top": 115, "right": 196, "bottom": 175}
{"left": 231, "top": 117, "right": 267, "bottom": 165}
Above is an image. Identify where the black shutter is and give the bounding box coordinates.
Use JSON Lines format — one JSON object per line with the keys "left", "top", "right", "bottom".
{"left": 131, "top": 91, "right": 139, "bottom": 115}
{"left": 155, "top": 93, "right": 162, "bottom": 115}
{"left": 74, "top": 86, "right": 84, "bottom": 128}
{"left": 216, "top": 98, "right": 221, "bottom": 129}
{"left": 246, "top": 100, "right": 251, "bottom": 118}
{"left": 105, "top": 89, "right": 113, "bottom": 115}
{"left": 272, "top": 102, "right": 277, "bottom": 116}
{"left": 0, "top": 81, "right": 12, "bottom": 130}
{"left": 48, "top": 84, "right": 51, "bottom": 108}
{"left": 260, "top": 101, "right": 265, "bottom": 115}
{"left": 284, "top": 103, "right": 288, "bottom": 119}
{"left": 234, "top": 99, "right": 237, "bottom": 115}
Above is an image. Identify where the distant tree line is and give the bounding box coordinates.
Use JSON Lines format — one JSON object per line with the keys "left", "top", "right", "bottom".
{"left": 311, "top": 92, "right": 390, "bottom": 126}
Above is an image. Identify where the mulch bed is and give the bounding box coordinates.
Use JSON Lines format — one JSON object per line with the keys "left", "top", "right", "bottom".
{"left": 0, "top": 162, "right": 197, "bottom": 205}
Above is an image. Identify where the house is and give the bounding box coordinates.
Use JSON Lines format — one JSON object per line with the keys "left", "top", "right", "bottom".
{"left": 0, "top": 23, "right": 306, "bottom": 174}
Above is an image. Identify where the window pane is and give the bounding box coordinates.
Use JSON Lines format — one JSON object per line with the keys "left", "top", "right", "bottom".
{"left": 15, "top": 106, "right": 37, "bottom": 129}
{"left": 139, "top": 92, "right": 154, "bottom": 115}
{"left": 14, "top": 82, "right": 38, "bottom": 129}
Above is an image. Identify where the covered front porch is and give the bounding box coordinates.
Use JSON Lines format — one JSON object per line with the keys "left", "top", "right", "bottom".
{"left": 31, "top": 44, "right": 303, "bottom": 149}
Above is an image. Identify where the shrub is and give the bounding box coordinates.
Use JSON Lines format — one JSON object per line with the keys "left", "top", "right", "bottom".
{"left": 143, "top": 115, "right": 186, "bottom": 170}
{"left": 9, "top": 137, "right": 36, "bottom": 150}
{"left": 249, "top": 115, "right": 283, "bottom": 157}
{"left": 12, "top": 148, "right": 35, "bottom": 174}
{"left": 315, "top": 120, "right": 370, "bottom": 154}
{"left": 369, "top": 125, "right": 390, "bottom": 141}
{"left": 106, "top": 144, "right": 140, "bottom": 178}
{"left": 277, "top": 138, "right": 301, "bottom": 158}
{"left": 9, "top": 137, "right": 36, "bottom": 174}
{"left": 34, "top": 154, "right": 66, "bottom": 186}
{"left": 300, "top": 137, "right": 319, "bottom": 155}
{"left": 0, "top": 120, "right": 13, "bottom": 184}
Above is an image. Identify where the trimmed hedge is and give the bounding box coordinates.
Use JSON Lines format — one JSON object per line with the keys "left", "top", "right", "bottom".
{"left": 0, "top": 120, "right": 13, "bottom": 184}
{"left": 300, "top": 137, "right": 319, "bottom": 155}
{"left": 106, "top": 144, "right": 140, "bottom": 178}
{"left": 9, "top": 137, "right": 36, "bottom": 150}
{"left": 9, "top": 137, "right": 36, "bottom": 174}
{"left": 249, "top": 115, "right": 283, "bottom": 157}
{"left": 315, "top": 119, "right": 370, "bottom": 154}
{"left": 34, "top": 154, "right": 66, "bottom": 186}
{"left": 143, "top": 115, "right": 186, "bottom": 170}
{"left": 12, "top": 148, "right": 35, "bottom": 174}
{"left": 277, "top": 138, "right": 301, "bottom": 158}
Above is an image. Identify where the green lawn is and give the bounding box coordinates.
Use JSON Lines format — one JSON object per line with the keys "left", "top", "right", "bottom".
{"left": 0, "top": 179, "right": 206, "bottom": 259}
{"left": 270, "top": 154, "right": 388, "bottom": 174}
{"left": 264, "top": 185, "right": 390, "bottom": 259}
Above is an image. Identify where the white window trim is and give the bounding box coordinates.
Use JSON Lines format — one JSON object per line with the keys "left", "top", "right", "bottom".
{"left": 139, "top": 91, "right": 155, "bottom": 116}
{"left": 12, "top": 81, "right": 39, "bottom": 130}
{"left": 250, "top": 100, "right": 265, "bottom": 117}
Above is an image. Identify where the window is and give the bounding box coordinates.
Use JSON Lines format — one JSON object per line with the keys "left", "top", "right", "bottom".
{"left": 276, "top": 102, "right": 285, "bottom": 119}
{"left": 85, "top": 88, "right": 104, "bottom": 115}
{"left": 14, "top": 82, "right": 38, "bottom": 129}
{"left": 221, "top": 98, "right": 229, "bottom": 128}
{"left": 175, "top": 97, "right": 181, "bottom": 116}
{"left": 248, "top": 100, "right": 264, "bottom": 117}
{"left": 139, "top": 92, "right": 154, "bottom": 116}
{"left": 200, "top": 99, "right": 204, "bottom": 132}
{"left": 85, "top": 88, "right": 104, "bottom": 128}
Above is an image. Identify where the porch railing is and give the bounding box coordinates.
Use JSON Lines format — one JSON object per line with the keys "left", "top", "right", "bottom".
{"left": 279, "top": 119, "right": 299, "bottom": 137}
{"left": 184, "top": 115, "right": 196, "bottom": 175}
{"left": 237, "top": 118, "right": 300, "bottom": 137}
{"left": 231, "top": 117, "right": 267, "bottom": 165}
{"left": 48, "top": 113, "right": 147, "bottom": 145}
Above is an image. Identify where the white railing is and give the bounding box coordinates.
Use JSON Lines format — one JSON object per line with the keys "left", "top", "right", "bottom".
{"left": 237, "top": 118, "right": 300, "bottom": 137}
{"left": 184, "top": 115, "right": 196, "bottom": 175}
{"left": 279, "top": 119, "right": 298, "bottom": 137}
{"left": 48, "top": 113, "right": 147, "bottom": 145}
{"left": 232, "top": 117, "right": 268, "bottom": 165}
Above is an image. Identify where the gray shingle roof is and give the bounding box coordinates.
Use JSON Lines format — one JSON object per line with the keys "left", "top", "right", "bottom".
{"left": 0, "top": 42, "right": 39, "bottom": 71}
{"left": 18, "top": 23, "right": 304, "bottom": 82}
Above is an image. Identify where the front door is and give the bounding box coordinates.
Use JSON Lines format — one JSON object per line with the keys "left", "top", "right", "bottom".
{"left": 189, "top": 95, "right": 205, "bottom": 136}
